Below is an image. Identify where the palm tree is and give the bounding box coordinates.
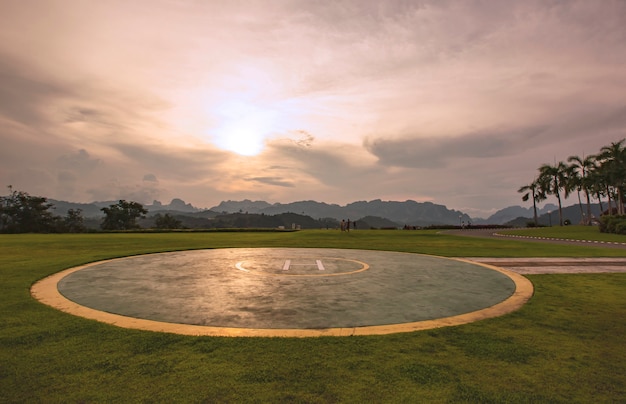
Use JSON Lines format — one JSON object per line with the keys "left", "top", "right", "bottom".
{"left": 565, "top": 164, "right": 584, "bottom": 223}
{"left": 567, "top": 154, "right": 596, "bottom": 224}
{"left": 538, "top": 161, "right": 569, "bottom": 226}
{"left": 591, "top": 159, "right": 614, "bottom": 214}
{"left": 588, "top": 168, "right": 605, "bottom": 214}
{"left": 598, "top": 139, "right": 626, "bottom": 215}
{"left": 518, "top": 179, "right": 544, "bottom": 226}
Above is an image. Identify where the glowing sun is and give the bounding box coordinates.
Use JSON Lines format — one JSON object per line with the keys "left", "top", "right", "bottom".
{"left": 213, "top": 100, "right": 278, "bottom": 156}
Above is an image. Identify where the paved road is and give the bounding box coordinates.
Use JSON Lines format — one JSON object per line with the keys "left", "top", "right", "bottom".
{"left": 447, "top": 228, "right": 626, "bottom": 274}
{"left": 446, "top": 228, "right": 626, "bottom": 249}
{"left": 463, "top": 257, "right": 626, "bottom": 274}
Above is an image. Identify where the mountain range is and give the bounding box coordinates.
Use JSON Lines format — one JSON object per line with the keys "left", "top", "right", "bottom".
{"left": 48, "top": 197, "right": 601, "bottom": 227}
{"left": 211, "top": 199, "right": 472, "bottom": 226}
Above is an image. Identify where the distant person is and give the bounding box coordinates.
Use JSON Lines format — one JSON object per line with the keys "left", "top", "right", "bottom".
{"left": 347, "top": 219, "right": 351, "bottom": 232}
{"left": 341, "top": 219, "right": 346, "bottom": 231}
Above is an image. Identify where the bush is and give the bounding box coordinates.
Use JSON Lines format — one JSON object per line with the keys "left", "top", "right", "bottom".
{"left": 615, "top": 221, "right": 626, "bottom": 235}
{"left": 599, "top": 215, "right": 626, "bottom": 234}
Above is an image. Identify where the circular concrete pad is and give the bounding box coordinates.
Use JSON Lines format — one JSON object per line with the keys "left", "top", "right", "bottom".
{"left": 32, "top": 248, "right": 533, "bottom": 337}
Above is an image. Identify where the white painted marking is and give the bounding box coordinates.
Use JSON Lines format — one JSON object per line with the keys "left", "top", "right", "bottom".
{"left": 283, "top": 260, "right": 291, "bottom": 271}
{"left": 316, "top": 260, "right": 325, "bottom": 271}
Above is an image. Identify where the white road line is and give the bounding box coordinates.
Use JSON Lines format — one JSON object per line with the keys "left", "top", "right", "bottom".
{"left": 316, "top": 260, "right": 325, "bottom": 271}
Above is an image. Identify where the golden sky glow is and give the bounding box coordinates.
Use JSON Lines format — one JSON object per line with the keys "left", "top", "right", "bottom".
{"left": 1, "top": 1, "right": 625, "bottom": 217}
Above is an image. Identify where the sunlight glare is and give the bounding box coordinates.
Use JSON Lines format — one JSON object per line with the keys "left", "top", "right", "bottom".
{"left": 212, "top": 100, "right": 278, "bottom": 156}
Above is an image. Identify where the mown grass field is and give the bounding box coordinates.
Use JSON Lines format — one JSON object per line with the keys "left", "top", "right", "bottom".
{"left": 501, "top": 225, "right": 626, "bottom": 243}
{"left": 1, "top": 228, "right": 626, "bottom": 402}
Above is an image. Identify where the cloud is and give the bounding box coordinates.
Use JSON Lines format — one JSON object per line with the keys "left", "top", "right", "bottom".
{"left": 266, "top": 137, "right": 380, "bottom": 188}
{"left": 1, "top": 0, "right": 625, "bottom": 218}
{"left": 56, "top": 149, "right": 102, "bottom": 172}
{"left": 364, "top": 126, "right": 548, "bottom": 168}
{"left": 112, "top": 142, "right": 228, "bottom": 180}
{"left": 143, "top": 174, "right": 158, "bottom": 183}
{"left": 245, "top": 177, "right": 295, "bottom": 188}
{"left": 0, "top": 54, "right": 71, "bottom": 127}
{"left": 56, "top": 170, "right": 78, "bottom": 199}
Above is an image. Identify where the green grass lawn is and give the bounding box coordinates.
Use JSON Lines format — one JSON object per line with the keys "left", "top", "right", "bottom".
{"left": 500, "top": 224, "right": 626, "bottom": 243}
{"left": 1, "top": 230, "right": 625, "bottom": 402}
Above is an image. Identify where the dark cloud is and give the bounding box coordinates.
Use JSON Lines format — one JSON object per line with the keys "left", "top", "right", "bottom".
{"left": 63, "top": 107, "right": 122, "bottom": 129}
{"left": 112, "top": 142, "right": 228, "bottom": 179}
{"left": 267, "top": 139, "right": 381, "bottom": 188}
{"left": 365, "top": 126, "right": 548, "bottom": 168}
{"left": 245, "top": 177, "right": 295, "bottom": 188}
{"left": 561, "top": 105, "right": 626, "bottom": 140}
{"left": 143, "top": 173, "right": 158, "bottom": 182}
{"left": 117, "top": 183, "right": 162, "bottom": 204}
{"left": 80, "top": 174, "right": 164, "bottom": 204}
{"left": 56, "top": 170, "right": 78, "bottom": 199}
{"left": 0, "top": 54, "right": 71, "bottom": 127}
{"left": 56, "top": 149, "right": 102, "bottom": 172}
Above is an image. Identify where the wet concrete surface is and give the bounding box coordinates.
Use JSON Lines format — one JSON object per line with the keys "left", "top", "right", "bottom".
{"left": 55, "top": 248, "right": 517, "bottom": 330}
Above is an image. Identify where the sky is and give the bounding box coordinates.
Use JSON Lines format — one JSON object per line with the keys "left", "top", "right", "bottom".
{"left": 1, "top": 0, "right": 625, "bottom": 218}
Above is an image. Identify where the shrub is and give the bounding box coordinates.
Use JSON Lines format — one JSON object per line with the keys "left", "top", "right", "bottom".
{"left": 599, "top": 215, "right": 626, "bottom": 234}
{"left": 615, "top": 221, "right": 626, "bottom": 235}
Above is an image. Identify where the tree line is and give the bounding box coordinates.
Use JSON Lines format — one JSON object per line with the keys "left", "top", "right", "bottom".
{"left": 0, "top": 186, "right": 86, "bottom": 233}
{"left": 0, "top": 186, "right": 180, "bottom": 233}
{"left": 518, "top": 138, "right": 626, "bottom": 230}
{"left": 0, "top": 186, "right": 342, "bottom": 233}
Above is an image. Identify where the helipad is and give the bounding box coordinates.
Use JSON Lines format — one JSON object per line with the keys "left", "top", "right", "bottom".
{"left": 31, "top": 248, "right": 532, "bottom": 337}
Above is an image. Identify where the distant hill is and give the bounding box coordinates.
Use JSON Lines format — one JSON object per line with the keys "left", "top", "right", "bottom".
{"left": 148, "top": 198, "right": 200, "bottom": 213}
{"left": 473, "top": 204, "right": 558, "bottom": 225}
{"left": 48, "top": 199, "right": 107, "bottom": 218}
{"left": 49, "top": 198, "right": 204, "bottom": 217}
{"left": 356, "top": 216, "right": 401, "bottom": 229}
{"left": 211, "top": 199, "right": 273, "bottom": 214}
{"left": 45, "top": 196, "right": 609, "bottom": 229}
{"left": 137, "top": 211, "right": 337, "bottom": 230}
{"left": 210, "top": 199, "right": 471, "bottom": 226}
{"left": 505, "top": 203, "right": 604, "bottom": 227}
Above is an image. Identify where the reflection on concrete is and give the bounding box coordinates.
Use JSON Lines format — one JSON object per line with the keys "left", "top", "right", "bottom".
{"left": 32, "top": 248, "right": 532, "bottom": 337}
